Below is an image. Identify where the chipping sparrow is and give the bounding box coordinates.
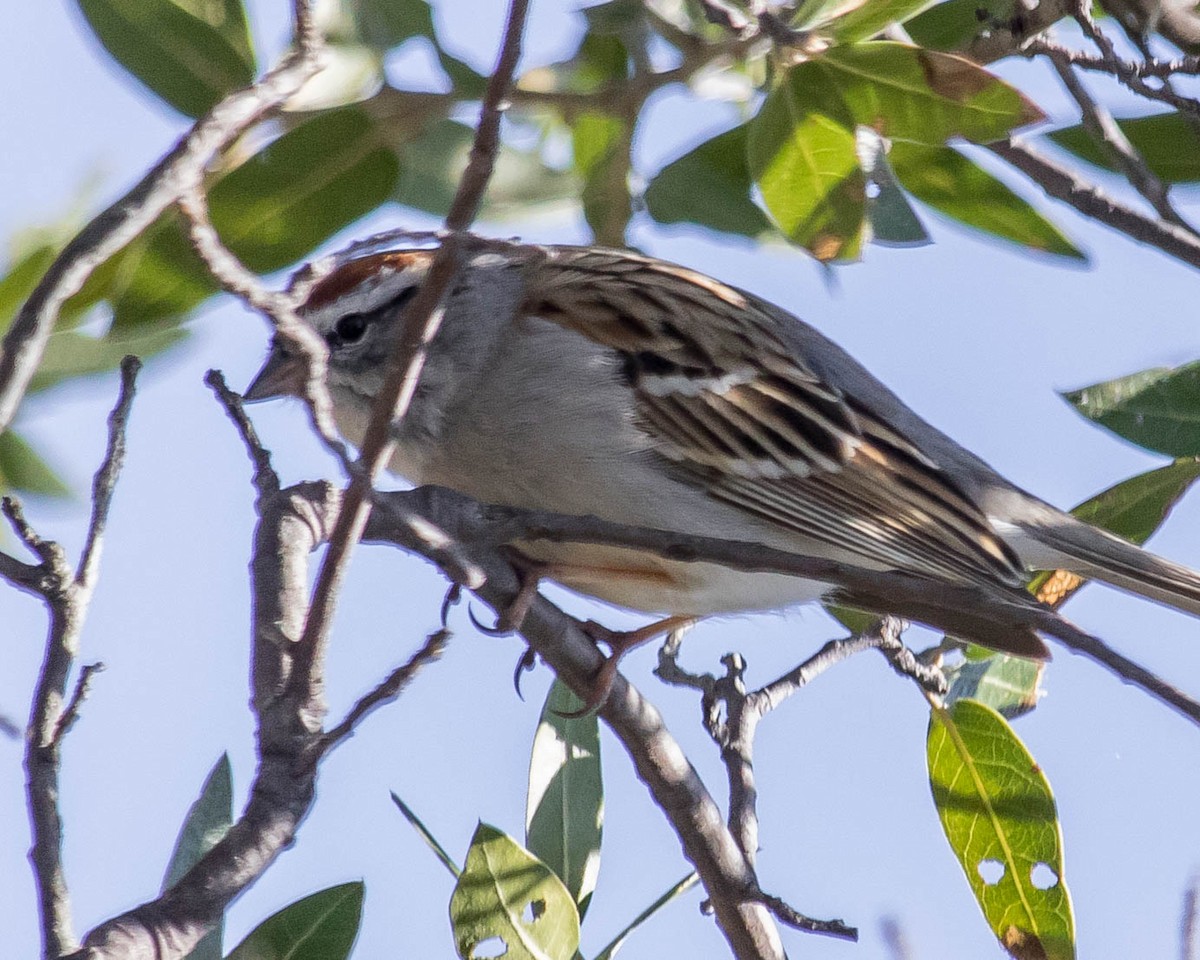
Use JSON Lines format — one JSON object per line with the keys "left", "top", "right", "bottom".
{"left": 246, "top": 236, "right": 1200, "bottom": 672}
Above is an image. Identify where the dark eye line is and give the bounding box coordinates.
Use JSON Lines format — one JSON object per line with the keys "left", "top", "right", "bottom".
{"left": 325, "top": 284, "right": 421, "bottom": 348}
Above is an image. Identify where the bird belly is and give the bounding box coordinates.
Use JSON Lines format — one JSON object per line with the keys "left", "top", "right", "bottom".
{"left": 513, "top": 541, "right": 830, "bottom": 616}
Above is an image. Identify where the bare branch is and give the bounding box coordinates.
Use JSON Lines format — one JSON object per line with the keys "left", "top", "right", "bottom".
{"left": 51, "top": 662, "right": 105, "bottom": 747}
{"left": 1184, "top": 874, "right": 1199, "bottom": 960}
{"left": 988, "top": 138, "right": 1200, "bottom": 271}
{"left": 0, "top": 1, "right": 325, "bottom": 435}
{"left": 204, "top": 370, "right": 280, "bottom": 504}
{"left": 1027, "top": 38, "right": 1200, "bottom": 77}
{"left": 321, "top": 628, "right": 449, "bottom": 749}
{"left": 77, "top": 356, "right": 141, "bottom": 596}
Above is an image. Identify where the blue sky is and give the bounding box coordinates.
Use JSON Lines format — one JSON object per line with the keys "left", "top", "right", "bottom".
{"left": 3, "top": 3, "right": 1200, "bottom": 959}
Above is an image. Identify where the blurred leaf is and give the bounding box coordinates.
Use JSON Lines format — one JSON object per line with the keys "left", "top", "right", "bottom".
{"left": 0, "top": 245, "right": 58, "bottom": 336}
{"left": 30, "top": 326, "right": 185, "bottom": 394}
{"left": 391, "top": 791, "right": 462, "bottom": 878}
{"left": 226, "top": 882, "right": 364, "bottom": 960}
{"left": 74, "top": 0, "right": 255, "bottom": 118}
{"left": 1062, "top": 362, "right": 1200, "bottom": 457}
{"left": 393, "top": 118, "right": 577, "bottom": 218}
{"left": 928, "top": 700, "right": 1075, "bottom": 960}
{"left": 450, "top": 823, "right": 580, "bottom": 960}
{"left": 829, "top": 0, "right": 947, "bottom": 43}
{"left": 1048, "top": 111, "right": 1200, "bottom": 184}
{"left": 163, "top": 755, "right": 232, "bottom": 960}
{"left": 889, "top": 141, "right": 1084, "bottom": 258}
{"left": 809, "top": 43, "right": 1044, "bottom": 145}
{"left": 824, "top": 604, "right": 880, "bottom": 634}
{"left": 573, "top": 112, "right": 631, "bottom": 244}
{"left": 644, "top": 125, "right": 775, "bottom": 238}
{"left": 170, "top": 0, "right": 254, "bottom": 65}
{"left": 943, "top": 655, "right": 1044, "bottom": 718}
{"left": 348, "top": 0, "right": 484, "bottom": 94}
{"left": 859, "top": 130, "right": 930, "bottom": 245}
{"left": 0, "top": 431, "right": 70, "bottom": 498}
{"left": 793, "top": 0, "right": 873, "bottom": 30}
{"left": 747, "top": 72, "right": 866, "bottom": 260}
{"left": 526, "top": 680, "right": 603, "bottom": 920}
{"left": 905, "top": 0, "right": 1009, "bottom": 50}
{"left": 593, "top": 872, "right": 700, "bottom": 960}
{"left": 110, "top": 106, "right": 400, "bottom": 328}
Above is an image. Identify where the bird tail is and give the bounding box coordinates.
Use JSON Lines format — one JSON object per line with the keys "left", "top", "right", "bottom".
{"left": 1021, "top": 515, "right": 1200, "bottom": 617}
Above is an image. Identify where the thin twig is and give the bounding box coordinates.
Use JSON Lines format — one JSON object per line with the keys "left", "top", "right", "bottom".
{"left": 1045, "top": 47, "right": 1191, "bottom": 228}
{"left": 320, "top": 628, "right": 449, "bottom": 750}
{"left": 77, "top": 356, "right": 141, "bottom": 596}
{"left": 988, "top": 137, "right": 1200, "bottom": 271}
{"left": 51, "top": 662, "right": 105, "bottom": 747}
{"left": 755, "top": 892, "right": 856, "bottom": 940}
{"left": 1183, "top": 874, "right": 1199, "bottom": 960}
{"left": 203, "top": 370, "right": 280, "bottom": 504}
{"left": 288, "top": 0, "right": 532, "bottom": 703}
{"left": 0, "top": 3, "right": 325, "bottom": 435}
{"left": 1026, "top": 37, "right": 1200, "bottom": 78}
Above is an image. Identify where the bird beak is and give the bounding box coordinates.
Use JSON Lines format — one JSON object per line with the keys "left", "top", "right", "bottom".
{"left": 244, "top": 349, "right": 306, "bottom": 402}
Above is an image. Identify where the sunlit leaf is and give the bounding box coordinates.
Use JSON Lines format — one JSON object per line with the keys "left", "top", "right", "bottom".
{"left": 226, "top": 883, "right": 364, "bottom": 960}
{"left": 0, "top": 431, "right": 70, "bottom": 499}
{"left": 526, "top": 680, "right": 603, "bottom": 919}
{"left": 450, "top": 823, "right": 580, "bottom": 960}
{"left": 747, "top": 73, "right": 866, "bottom": 260}
{"left": 889, "top": 141, "right": 1084, "bottom": 258}
{"left": 1070, "top": 459, "right": 1200, "bottom": 544}
{"left": 943, "top": 655, "right": 1043, "bottom": 718}
{"left": 1049, "top": 111, "right": 1200, "bottom": 184}
{"left": 74, "top": 0, "right": 255, "bottom": 117}
{"left": 1062, "top": 362, "right": 1200, "bottom": 457}
{"left": 644, "top": 125, "right": 774, "bottom": 239}
{"left": 829, "top": 0, "right": 947, "bottom": 43}
{"left": 163, "top": 755, "right": 233, "bottom": 960}
{"left": 928, "top": 700, "right": 1075, "bottom": 960}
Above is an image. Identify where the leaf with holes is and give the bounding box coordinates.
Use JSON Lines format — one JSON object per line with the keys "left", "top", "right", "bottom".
{"left": 928, "top": 700, "right": 1075, "bottom": 960}
{"left": 644, "top": 125, "right": 774, "bottom": 239}
{"left": 1062, "top": 362, "right": 1200, "bottom": 457}
{"left": 450, "top": 823, "right": 580, "bottom": 960}
{"left": 162, "top": 755, "right": 233, "bottom": 960}
{"left": 74, "top": 0, "right": 255, "bottom": 118}
{"left": 1049, "top": 111, "right": 1200, "bottom": 184}
{"left": 526, "top": 680, "right": 603, "bottom": 920}
{"left": 889, "top": 141, "right": 1083, "bottom": 259}
{"left": 226, "top": 882, "right": 363, "bottom": 960}
{"left": 747, "top": 73, "right": 866, "bottom": 260}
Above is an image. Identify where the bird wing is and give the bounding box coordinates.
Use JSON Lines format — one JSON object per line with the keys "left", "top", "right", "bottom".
{"left": 520, "top": 246, "right": 1026, "bottom": 590}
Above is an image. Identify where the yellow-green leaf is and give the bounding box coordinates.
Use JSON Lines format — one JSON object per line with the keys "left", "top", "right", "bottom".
{"left": 1062, "top": 362, "right": 1200, "bottom": 457}
{"left": 928, "top": 700, "right": 1074, "bottom": 960}
{"left": 450, "top": 823, "right": 580, "bottom": 960}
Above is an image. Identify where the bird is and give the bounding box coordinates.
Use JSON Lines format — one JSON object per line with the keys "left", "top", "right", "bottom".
{"left": 245, "top": 237, "right": 1200, "bottom": 699}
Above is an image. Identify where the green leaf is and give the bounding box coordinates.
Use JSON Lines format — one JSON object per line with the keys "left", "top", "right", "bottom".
{"left": 526, "top": 680, "right": 603, "bottom": 920}
{"left": 30, "top": 327, "right": 186, "bottom": 394}
{"left": 828, "top": 0, "right": 948, "bottom": 44}
{"left": 226, "top": 882, "right": 364, "bottom": 960}
{"left": 209, "top": 107, "right": 401, "bottom": 272}
{"left": 348, "top": 0, "right": 484, "bottom": 94}
{"left": 928, "top": 700, "right": 1075, "bottom": 960}
{"left": 593, "top": 873, "right": 700, "bottom": 960}
{"left": 644, "top": 125, "right": 775, "bottom": 239}
{"left": 943, "top": 655, "right": 1044, "bottom": 719}
{"left": 74, "top": 0, "right": 255, "bottom": 118}
{"left": 859, "top": 130, "right": 930, "bottom": 246}
{"left": 1048, "top": 111, "right": 1200, "bottom": 184}
{"left": 792, "top": 0, "right": 874, "bottom": 31}
{"left": 0, "top": 245, "right": 58, "bottom": 336}
{"left": 169, "top": 0, "right": 254, "bottom": 66}
{"left": 450, "top": 823, "right": 580, "bottom": 960}
{"left": 0, "top": 431, "right": 70, "bottom": 499}
{"left": 809, "top": 43, "right": 1045, "bottom": 145}
{"left": 1062, "top": 362, "right": 1200, "bottom": 457}
{"left": 747, "top": 73, "right": 867, "bottom": 260}
{"left": 889, "top": 141, "right": 1084, "bottom": 259}
{"left": 162, "top": 755, "right": 233, "bottom": 960}
{"left": 390, "top": 791, "right": 462, "bottom": 878}
{"left": 1070, "top": 458, "right": 1200, "bottom": 545}
{"left": 905, "top": 0, "right": 1004, "bottom": 50}
{"left": 573, "top": 112, "right": 631, "bottom": 244}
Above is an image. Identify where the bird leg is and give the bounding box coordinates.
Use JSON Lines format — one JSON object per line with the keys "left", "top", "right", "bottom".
{"left": 562, "top": 615, "right": 697, "bottom": 717}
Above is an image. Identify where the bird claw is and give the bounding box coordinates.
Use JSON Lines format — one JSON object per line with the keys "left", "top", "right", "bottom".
{"left": 512, "top": 648, "right": 538, "bottom": 700}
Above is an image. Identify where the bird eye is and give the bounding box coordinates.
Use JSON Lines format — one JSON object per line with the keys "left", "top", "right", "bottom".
{"left": 331, "top": 312, "right": 367, "bottom": 345}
